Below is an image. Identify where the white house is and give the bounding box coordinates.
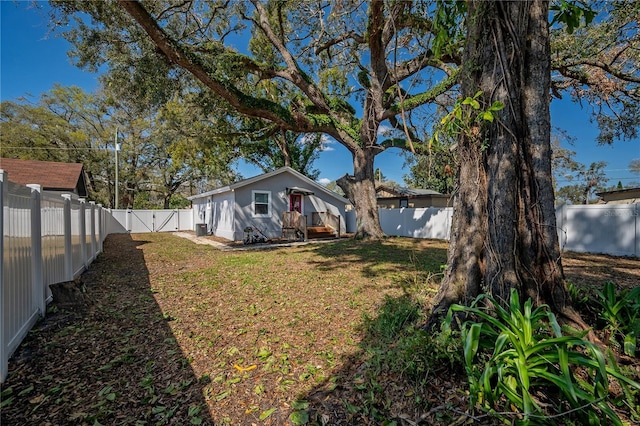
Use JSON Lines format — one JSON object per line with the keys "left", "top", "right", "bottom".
{"left": 188, "top": 167, "right": 351, "bottom": 241}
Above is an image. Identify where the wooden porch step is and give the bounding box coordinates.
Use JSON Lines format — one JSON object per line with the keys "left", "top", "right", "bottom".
{"left": 307, "top": 226, "right": 337, "bottom": 239}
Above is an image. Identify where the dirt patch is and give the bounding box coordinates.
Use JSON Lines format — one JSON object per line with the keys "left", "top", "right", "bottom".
{"left": 1, "top": 233, "right": 638, "bottom": 425}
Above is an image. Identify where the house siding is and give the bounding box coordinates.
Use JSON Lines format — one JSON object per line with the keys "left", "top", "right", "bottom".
{"left": 192, "top": 191, "right": 235, "bottom": 239}
{"left": 210, "top": 191, "right": 235, "bottom": 240}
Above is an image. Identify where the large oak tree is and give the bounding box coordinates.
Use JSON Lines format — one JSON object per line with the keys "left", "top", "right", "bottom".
{"left": 52, "top": 0, "right": 462, "bottom": 238}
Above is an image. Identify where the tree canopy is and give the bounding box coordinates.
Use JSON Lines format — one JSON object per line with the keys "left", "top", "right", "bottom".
{"left": 0, "top": 84, "right": 239, "bottom": 208}
{"left": 50, "top": 0, "right": 465, "bottom": 237}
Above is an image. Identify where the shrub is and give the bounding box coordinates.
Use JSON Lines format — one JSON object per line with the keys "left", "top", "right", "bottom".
{"left": 449, "top": 289, "right": 640, "bottom": 425}
{"left": 596, "top": 281, "right": 640, "bottom": 357}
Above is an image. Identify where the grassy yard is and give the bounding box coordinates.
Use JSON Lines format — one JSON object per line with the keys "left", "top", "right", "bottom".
{"left": 1, "top": 233, "right": 638, "bottom": 425}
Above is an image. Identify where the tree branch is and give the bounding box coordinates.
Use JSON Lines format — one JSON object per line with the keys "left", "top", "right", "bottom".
{"left": 555, "top": 59, "right": 640, "bottom": 84}
{"left": 249, "top": 0, "right": 331, "bottom": 113}
{"left": 118, "top": 0, "right": 302, "bottom": 129}
{"left": 314, "top": 31, "right": 364, "bottom": 55}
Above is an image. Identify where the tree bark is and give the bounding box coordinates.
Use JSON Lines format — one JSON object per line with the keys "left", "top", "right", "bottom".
{"left": 430, "top": 0, "right": 586, "bottom": 330}
{"left": 337, "top": 147, "right": 385, "bottom": 239}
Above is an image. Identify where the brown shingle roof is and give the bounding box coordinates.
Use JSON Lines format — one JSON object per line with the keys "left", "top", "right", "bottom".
{"left": 0, "top": 158, "right": 88, "bottom": 196}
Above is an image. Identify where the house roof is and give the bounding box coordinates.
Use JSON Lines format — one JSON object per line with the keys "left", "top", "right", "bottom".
{"left": 596, "top": 186, "right": 640, "bottom": 204}
{"left": 0, "top": 158, "right": 89, "bottom": 197}
{"left": 376, "top": 184, "right": 446, "bottom": 198}
{"left": 596, "top": 187, "right": 640, "bottom": 197}
{"left": 188, "top": 166, "right": 351, "bottom": 204}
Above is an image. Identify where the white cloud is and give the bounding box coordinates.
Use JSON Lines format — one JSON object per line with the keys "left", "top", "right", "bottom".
{"left": 317, "top": 177, "right": 331, "bottom": 186}
{"left": 320, "top": 135, "right": 335, "bottom": 152}
{"left": 378, "top": 124, "right": 393, "bottom": 136}
{"left": 300, "top": 133, "right": 335, "bottom": 151}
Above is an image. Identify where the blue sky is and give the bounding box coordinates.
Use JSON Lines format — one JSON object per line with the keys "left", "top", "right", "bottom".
{"left": 2, "top": 1, "right": 638, "bottom": 188}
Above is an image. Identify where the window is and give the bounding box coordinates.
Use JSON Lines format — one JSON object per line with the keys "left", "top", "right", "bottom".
{"left": 252, "top": 190, "right": 271, "bottom": 217}
{"left": 399, "top": 198, "right": 408, "bottom": 208}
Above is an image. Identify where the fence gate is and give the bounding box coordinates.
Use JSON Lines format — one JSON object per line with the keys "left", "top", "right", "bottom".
{"left": 129, "top": 210, "right": 179, "bottom": 233}
{"left": 153, "top": 210, "right": 178, "bottom": 232}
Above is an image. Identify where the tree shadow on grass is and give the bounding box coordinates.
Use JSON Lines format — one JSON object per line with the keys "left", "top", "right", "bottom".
{"left": 305, "top": 237, "right": 449, "bottom": 281}
{"left": 295, "top": 294, "right": 468, "bottom": 426}
{"left": 0, "top": 234, "right": 214, "bottom": 425}
{"left": 562, "top": 250, "right": 640, "bottom": 290}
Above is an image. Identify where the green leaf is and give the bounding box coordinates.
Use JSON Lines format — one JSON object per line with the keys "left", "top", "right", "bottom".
{"left": 0, "top": 396, "right": 14, "bottom": 409}
{"left": 289, "top": 410, "right": 310, "bottom": 425}
{"left": 215, "top": 390, "right": 231, "bottom": 401}
{"left": 257, "top": 347, "right": 272, "bottom": 360}
{"left": 18, "top": 385, "right": 34, "bottom": 396}
{"left": 463, "top": 322, "right": 482, "bottom": 368}
{"left": 462, "top": 97, "right": 480, "bottom": 110}
{"left": 259, "top": 407, "right": 276, "bottom": 420}
{"left": 488, "top": 101, "right": 504, "bottom": 111}
{"left": 291, "top": 400, "right": 309, "bottom": 410}
{"left": 623, "top": 333, "right": 636, "bottom": 357}
{"left": 481, "top": 111, "right": 494, "bottom": 122}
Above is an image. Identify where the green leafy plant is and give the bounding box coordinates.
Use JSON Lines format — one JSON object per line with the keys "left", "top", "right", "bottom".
{"left": 565, "top": 281, "right": 589, "bottom": 308}
{"left": 449, "top": 289, "right": 640, "bottom": 425}
{"left": 550, "top": 0, "right": 596, "bottom": 34}
{"left": 433, "top": 90, "right": 504, "bottom": 151}
{"left": 596, "top": 281, "right": 640, "bottom": 357}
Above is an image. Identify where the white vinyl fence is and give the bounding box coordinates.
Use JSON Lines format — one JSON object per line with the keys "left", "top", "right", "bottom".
{"left": 107, "top": 209, "right": 193, "bottom": 234}
{"left": 347, "top": 203, "right": 639, "bottom": 257}
{"left": 1, "top": 171, "right": 108, "bottom": 382}
{"left": 556, "top": 203, "right": 639, "bottom": 257}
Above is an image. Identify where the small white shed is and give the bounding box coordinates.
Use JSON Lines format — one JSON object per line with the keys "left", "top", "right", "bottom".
{"left": 188, "top": 167, "right": 351, "bottom": 241}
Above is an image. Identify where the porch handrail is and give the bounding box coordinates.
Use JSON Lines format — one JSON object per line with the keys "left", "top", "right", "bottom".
{"left": 311, "top": 211, "right": 340, "bottom": 238}
{"left": 282, "top": 211, "right": 307, "bottom": 240}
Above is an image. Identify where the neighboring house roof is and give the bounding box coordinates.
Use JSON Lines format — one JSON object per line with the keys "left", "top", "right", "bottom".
{"left": 596, "top": 187, "right": 640, "bottom": 204}
{"left": 376, "top": 184, "right": 447, "bottom": 198}
{"left": 188, "top": 166, "right": 351, "bottom": 205}
{"left": 0, "top": 158, "right": 89, "bottom": 197}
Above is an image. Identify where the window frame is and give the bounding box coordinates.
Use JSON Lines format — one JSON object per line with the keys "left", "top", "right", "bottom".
{"left": 251, "top": 190, "right": 271, "bottom": 218}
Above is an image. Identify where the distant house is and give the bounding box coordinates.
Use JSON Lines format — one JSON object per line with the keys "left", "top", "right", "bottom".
{"left": 0, "top": 158, "right": 89, "bottom": 199}
{"left": 596, "top": 187, "right": 640, "bottom": 204}
{"left": 376, "top": 184, "right": 452, "bottom": 208}
{"left": 188, "top": 167, "right": 351, "bottom": 241}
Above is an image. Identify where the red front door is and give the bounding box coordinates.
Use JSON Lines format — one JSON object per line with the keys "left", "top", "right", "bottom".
{"left": 290, "top": 194, "right": 302, "bottom": 213}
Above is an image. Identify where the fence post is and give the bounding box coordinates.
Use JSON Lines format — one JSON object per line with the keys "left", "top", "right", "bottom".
{"left": 633, "top": 203, "right": 640, "bottom": 257}
{"left": 555, "top": 204, "right": 565, "bottom": 252}
{"left": 0, "top": 171, "right": 6, "bottom": 382}
{"left": 126, "top": 209, "right": 132, "bottom": 232}
{"left": 89, "top": 201, "right": 96, "bottom": 260}
{"left": 27, "top": 184, "right": 45, "bottom": 317}
{"left": 79, "top": 198, "right": 87, "bottom": 270}
{"left": 62, "top": 194, "right": 73, "bottom": 281}
{"left": 97, "top": 204, "right": 103, "bottom": 253}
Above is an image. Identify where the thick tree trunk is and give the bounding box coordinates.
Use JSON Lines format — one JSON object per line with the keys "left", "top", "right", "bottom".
{"left": 337, "top": 147, "right": 385, "bottom": 239}
{"left": 430, "top": 0, "right": 586, "bottom": 329}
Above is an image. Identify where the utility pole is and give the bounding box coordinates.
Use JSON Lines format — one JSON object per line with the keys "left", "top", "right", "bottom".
{"left": 115, "top": 128, "right": 119, "bottom": 209}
